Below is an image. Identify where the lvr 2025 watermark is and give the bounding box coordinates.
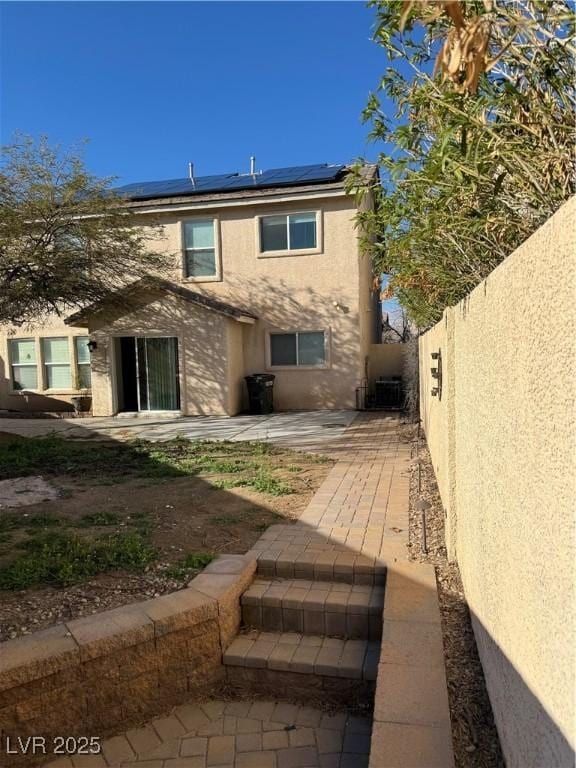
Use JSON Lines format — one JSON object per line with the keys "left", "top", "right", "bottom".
{"left": 3, "top": 735, "right": 101, "bottom": 756}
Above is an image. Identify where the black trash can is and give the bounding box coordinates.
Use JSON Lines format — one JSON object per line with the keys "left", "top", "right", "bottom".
{"left": 245, "top": 374, "right": 275, "bottom": 414}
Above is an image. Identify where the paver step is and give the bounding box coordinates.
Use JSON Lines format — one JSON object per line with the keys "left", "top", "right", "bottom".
{"left": 223, "top": 630, "right": 380, "bottom": 681}
{"left": 248, "top": 524, "right": 387, "bottom": 585}
{"left": 241, "top": 578, "right": 384, "bottom": 639}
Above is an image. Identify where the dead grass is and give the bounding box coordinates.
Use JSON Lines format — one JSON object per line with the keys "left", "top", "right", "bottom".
{"left": 0, "top": 435, "right": 333, "bottom": 641}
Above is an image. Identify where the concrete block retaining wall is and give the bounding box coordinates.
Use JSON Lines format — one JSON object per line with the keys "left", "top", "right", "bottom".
{"left": 0, "top": 555, "right": 256, "bottom": 766}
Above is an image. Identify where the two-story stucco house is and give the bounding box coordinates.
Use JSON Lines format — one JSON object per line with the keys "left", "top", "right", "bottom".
{"left": 0, "top": 162, "right": 381, "bottom": 416}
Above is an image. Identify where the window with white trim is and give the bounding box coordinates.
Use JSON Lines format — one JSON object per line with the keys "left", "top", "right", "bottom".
{"left": 75, "top": 336, "right": 92, "bottom": 388}
{"left": 10, "top": 339, "right": 38, "bottom": 390}
{"left": 269, "top": 331, "right": 326, "bottom": 367}
{"left": 183, "top": 219, "right": 217, "bottom": 278}
{"left": 9, "top": 336, "right": 93, "bottom": 392}
{"left": 260, "top": 212, "right": 317, "bottom": 252}
{"left": 42, "top": 337, "right": 72, "bottom": 389}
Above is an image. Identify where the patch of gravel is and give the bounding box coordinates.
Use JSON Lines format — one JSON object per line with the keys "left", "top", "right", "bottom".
{"left": 0, "top": 566, "right": 196, "bottom": 642}
{"left": 401, "top": 421, "right": 505, "bottom": 768}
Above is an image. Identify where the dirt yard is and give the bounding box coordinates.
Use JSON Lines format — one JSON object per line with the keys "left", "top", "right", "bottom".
{"left": 0, "top": 433, "right": 333, "bottom": 641}
{"left": 401, "top": 421, "right": 505, "bottom": 768}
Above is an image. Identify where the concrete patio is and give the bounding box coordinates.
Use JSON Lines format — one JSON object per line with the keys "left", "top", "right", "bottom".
{"left": 0, "top": 411, "right": 357, "bottom": 453}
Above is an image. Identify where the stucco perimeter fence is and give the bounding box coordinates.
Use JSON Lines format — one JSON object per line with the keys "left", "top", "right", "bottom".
{"left": 419, "top": 197, "right": 576, "bottom": 768}
{"left": 0, "top": 555, "right": 255, "bottom": 767}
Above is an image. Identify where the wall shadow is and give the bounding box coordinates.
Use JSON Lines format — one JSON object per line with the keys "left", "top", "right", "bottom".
{"left": 1, "top": 264, "right": 380, "bottom": 416}
{"left": 209, "top": 273, "right": 369, "bottom": 411}
{"left": 64, "top": 272, "right": 371, "bottom": 416}
{"left": 386, "top": 569, "right": 574, "bottom": 768}
{"left": 0, "top": 354, "right": 76, "bottom": 415}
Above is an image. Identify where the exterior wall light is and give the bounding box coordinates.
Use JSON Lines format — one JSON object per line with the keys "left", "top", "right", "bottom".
{"left": 87, "top": 340, "right": 98, "bottom": 352}
{"left": 431, "top": 349, "right": 442, "bottom": 400}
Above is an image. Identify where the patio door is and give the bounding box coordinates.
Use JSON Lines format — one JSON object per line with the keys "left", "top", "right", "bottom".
{"left": 135, "top": 337, "right": 180, "bottom": 411}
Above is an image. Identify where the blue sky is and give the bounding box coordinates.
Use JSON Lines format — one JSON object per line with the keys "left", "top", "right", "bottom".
{"left": 1, "top": 1, "right": 387, "bottom": 184}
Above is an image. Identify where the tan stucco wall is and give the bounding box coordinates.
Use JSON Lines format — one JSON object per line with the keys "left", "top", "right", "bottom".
{"left": 357, "top": 190, "right": 379, "bottom": 378}
{"left": 89, "top": 291, "right": 243, "bottom": 416}
{"left": 368, "top": 343, "right": 405, "bottom": 381}
{"left": 419, "top": 197, "right": 576, "bottom": 768}
{"left": 140, "top": 194, "right": 369, "bottom": 410}
{"left": 0, "top": 193, "right": 373, "bottom": 414}
{"left": 226, "top": 321, "right": 246, "bottom": 415}
{"left": 418, "top": 315, "right": 457, "bottom": 553}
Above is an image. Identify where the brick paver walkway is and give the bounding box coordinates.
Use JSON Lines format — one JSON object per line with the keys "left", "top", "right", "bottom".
{"left": 250, "top": 413, "right": 410, "bottom": 571}
{"left": 49, "top": 699, "right": 371, "bottom": 768}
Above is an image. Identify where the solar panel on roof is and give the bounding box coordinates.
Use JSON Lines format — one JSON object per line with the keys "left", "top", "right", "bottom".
{"left": 113, "top": 163, "right": 346, "bottom": 201}
{"left": 265, "top": 171, "right": 298, "bottom": 181}
{"left": 301, "top": 166, "right": 342, "bottom": 180}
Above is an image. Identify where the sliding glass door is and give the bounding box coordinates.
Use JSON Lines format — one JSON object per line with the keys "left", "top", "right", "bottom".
{"left": 135, "top": 337, "right": 180, "bottom": 411}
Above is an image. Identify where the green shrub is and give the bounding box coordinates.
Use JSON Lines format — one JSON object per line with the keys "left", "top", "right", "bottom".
{"left": 210, "top": 470, "right": 292, "bottom": 496}
{"left": 76, "top": 511, "right": 120, "bottom": 527}
{"left": 0, "top": 511, "right": 62, "bottom": 532}
{"left": 248, "top": 471, "right": 292, "bottom": 496}
{"left": 162, "top": 552, "right": 214, "bottom": 580}
{"left": 0, "top": 531, "right": 155, "bottom": 590}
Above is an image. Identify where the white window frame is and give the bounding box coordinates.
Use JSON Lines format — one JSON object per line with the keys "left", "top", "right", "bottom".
{"left": 74, "top": 335, "right": 92, "bottom": 390}
{"left": 8, "top": 334, "right": 92, "bottom": 394}
{"left": 180, "top": 217, "right": 222, "bottom": 282}
{"left": 42, "top": 336, "right": 73, "bottom": 391}
{"left": 256, "top": 210, "right": 323, "bottom": 258}
{"left": 266, "top": 329, "right": 330, "bottom": 370}
{"left": 9, "top": 338, "right": 39, "bottom": 392}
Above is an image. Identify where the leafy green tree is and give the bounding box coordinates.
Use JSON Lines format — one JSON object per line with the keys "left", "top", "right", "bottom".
{"left": 0, "top": 136, "right": 169, "bottom": 326}
{"left": 353, "top": 0, "right": 576, "bottom": 327}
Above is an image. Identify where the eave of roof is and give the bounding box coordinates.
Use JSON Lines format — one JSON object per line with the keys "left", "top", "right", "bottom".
{"left": 124, "top": 179, "right": 350, "bottom": 211}
{"left": 65, "top": 278, "right": 258, "bottom": 327}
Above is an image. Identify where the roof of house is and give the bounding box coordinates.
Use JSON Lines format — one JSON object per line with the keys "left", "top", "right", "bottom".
{"left": 65, "top": 278, "right": 258, "bottom": 326}
{"left": 114, "top": 163, "right": 348, "bottom": 202}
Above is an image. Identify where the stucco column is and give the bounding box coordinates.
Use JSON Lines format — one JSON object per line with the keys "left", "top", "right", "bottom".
{"left": 90, "top": 332, "right": 116, "bottom": 416}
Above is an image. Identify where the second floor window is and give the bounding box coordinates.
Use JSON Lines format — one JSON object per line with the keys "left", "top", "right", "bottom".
{"left": 260, "top": 212, "right": 317, "bottom": 252}
{"left": 184, "top": 219, "right": 217, "bottom": 278}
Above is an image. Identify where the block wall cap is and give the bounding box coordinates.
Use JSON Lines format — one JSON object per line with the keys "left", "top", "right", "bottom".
{"left": 0, "top": 623, "right": 80, "bottom": 691}
{"left": 66, "top": 602, "right": 154, "bottom": 661}
{"left": 202, "top": 554, "right": 257, "bottom": 576}
{"left": 140, "top": 587, "right": 218, "bottom": 637}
